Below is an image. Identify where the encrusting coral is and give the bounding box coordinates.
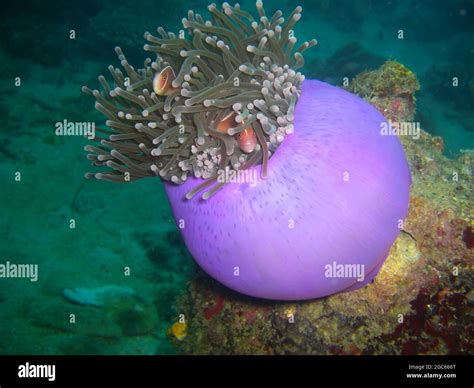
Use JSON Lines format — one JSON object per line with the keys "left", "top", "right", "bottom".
{"left": 82, "top": 2, "right": 316, "bottom": 199}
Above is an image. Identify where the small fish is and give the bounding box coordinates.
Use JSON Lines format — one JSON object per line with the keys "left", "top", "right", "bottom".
{"left": 237, "top": 127, "right": 257, "bottom": 153}
{"left": 216, "top": 111, "right": 238, "bottom": 133}
{"left": 63, "top": 285, "right": 135, "bottom": 307}
{"left": 153, "top": 66, "right": 177, "bottom": 96}
{"left": 216, "top": 112, "right": 257, "bottom": 153}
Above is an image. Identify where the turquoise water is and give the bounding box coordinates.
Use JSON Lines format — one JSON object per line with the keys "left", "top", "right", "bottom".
{"left": 0, "top": 0, "right": 472, "bottom": 354}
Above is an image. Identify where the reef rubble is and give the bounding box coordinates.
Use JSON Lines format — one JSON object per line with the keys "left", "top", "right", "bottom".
{"left": 171, "top": 61, "right": 473, "bottom": 355}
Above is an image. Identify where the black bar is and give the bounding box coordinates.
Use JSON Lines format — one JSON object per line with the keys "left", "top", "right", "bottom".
{"left": 0, "top": 355, "right": 471, "bottom": 386}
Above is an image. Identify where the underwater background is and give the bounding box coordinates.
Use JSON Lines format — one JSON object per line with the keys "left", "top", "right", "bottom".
{"left": 0, "top": 0, "right": 472, "bottom": 354}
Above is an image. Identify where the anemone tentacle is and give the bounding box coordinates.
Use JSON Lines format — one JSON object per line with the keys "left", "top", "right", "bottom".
{"left": 83, "top": 2, "right": 316, "bottom": 199}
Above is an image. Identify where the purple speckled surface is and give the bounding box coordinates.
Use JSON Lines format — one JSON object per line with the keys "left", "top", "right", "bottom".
{"left": 164, "top": 80, "right": 411, "bottom": 300}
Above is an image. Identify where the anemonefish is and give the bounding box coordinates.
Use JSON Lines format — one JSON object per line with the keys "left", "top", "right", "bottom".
{"left": 153, "top": 66, "right": 177, "bottom": 96}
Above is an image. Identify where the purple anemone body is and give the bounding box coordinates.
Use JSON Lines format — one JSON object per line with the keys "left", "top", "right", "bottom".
{"left": 164, "top": 80, "right": 411, "bottom": 300}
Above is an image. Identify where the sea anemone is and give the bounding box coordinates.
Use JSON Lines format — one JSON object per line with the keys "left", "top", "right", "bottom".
{"left": 83, "top": 2, "right": 316, "bottom": 200}
{"left": 83, "top": 2, "right": 411, "bottom": 301}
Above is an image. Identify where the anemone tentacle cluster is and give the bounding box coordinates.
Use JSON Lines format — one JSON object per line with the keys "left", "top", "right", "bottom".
{"left": 83, "top": 1, "right": 316, "bottom": 199}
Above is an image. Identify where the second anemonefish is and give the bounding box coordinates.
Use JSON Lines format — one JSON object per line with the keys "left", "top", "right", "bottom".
{"left": 215, "top": 112, "right": 257, "bottom": 154}
{"left": 237, "top": 127, "right": 257, "bottom": 153}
